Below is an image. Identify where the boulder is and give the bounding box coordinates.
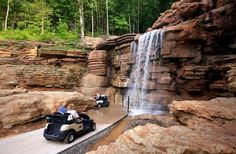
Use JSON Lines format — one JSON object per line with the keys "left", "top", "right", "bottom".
{"left": 170, "top": 97, "right": 236, "bottom": 127}
{"left": 87, "top": 123, "right": 236, "bottom": 154}
{"left": 0, "top": 90, "right": 94, "bottom": 129}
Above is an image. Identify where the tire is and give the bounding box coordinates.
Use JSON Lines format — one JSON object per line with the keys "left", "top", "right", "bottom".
{"left": 91, "top": 122, "right": 96, "bottom": 131}
{"left": 45, "top": 138, "right": 51, "bottom": 141}
{"left": 98, "top": 103, "right": 102, "bottom": 108}
{"left": 64, "top": 131, "right": 75, "bottom": 144}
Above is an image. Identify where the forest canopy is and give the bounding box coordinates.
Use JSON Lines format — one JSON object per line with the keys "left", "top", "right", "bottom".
{"left": 0, "top": 0, "right": 173, "bottom": 41}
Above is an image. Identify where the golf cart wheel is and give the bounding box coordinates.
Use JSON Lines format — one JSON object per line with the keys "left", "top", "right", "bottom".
{"left": 91, "top": 122, "right": 96, "bottom": 131}
{"left": 45, "top": 138, "right": 51, "bottom": 141}
{"left": 64, "top": 131, "right": 75, "bottom": 144}
{"left": 98, "top": 103, "right": 102, "bottom": 108}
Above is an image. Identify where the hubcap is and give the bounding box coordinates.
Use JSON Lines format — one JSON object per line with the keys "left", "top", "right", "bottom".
{"left": 69, "top": 134, "right": 74, "bottom": 142}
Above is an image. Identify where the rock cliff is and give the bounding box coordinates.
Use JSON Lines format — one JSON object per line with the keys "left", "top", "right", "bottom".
{"left": 0, "top": 41, "right": 88, "bottom": 89}
{"left": 0, "top": 40, "right": 96, "bottom": 130}
{"left": 92, "top": 0, "right": 236, "bottom": 108}
{"left": 86, "top": 1, "right": 236, "bottom": 152}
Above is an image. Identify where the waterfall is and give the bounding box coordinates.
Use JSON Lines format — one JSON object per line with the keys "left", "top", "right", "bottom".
{"left": 126, "top": 29, "right": 164, "bottom": 115}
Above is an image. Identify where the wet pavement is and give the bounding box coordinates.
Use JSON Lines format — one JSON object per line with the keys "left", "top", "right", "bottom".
{"left": 0, "top": 104, "right": 127, "bottom": 154}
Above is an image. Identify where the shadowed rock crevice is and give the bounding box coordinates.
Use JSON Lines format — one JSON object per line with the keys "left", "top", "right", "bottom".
{"left": 125, "top": 114, "right": 179, "bottom": 131}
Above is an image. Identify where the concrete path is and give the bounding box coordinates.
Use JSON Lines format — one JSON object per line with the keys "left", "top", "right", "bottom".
{"left": 0, "top": 105, "right": 127, "bottom": 154}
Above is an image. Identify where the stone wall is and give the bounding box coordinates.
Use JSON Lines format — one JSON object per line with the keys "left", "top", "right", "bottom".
{"left": 0, "top": 41, "right": 87, "bottom": 90}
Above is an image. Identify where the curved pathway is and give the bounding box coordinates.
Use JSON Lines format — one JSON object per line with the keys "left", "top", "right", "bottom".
{"left": 0, "top": 105, "right": 127, "bottom": 154}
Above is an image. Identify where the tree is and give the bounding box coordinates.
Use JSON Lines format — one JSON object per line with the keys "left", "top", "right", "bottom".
{"left": 78, "top": 0, "right": 85, "bottom": 41}
{"left": 0, "top": 0, "right": 175, "bottom": 39}
{"left": 36, "top": 0, "right": 53, "bottom": 35}
{"left": 106, "top": 0, "right": 109, "bottom": 36}
{"left": 113, "top": 14, "right": 128, "bottom": 34}
{"left": 4, "top": 0, "right": 10, "bottom": 30}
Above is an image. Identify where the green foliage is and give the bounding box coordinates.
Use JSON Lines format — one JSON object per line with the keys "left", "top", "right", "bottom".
{"left": 56, "top": 22, "right": 68, "bottom": 37}
{"left": 0, "top": 29, "right": 78, "bottom": 42}
{"left": 0, "top": 30, "right": 30, "bottom": 40}
{"left": 112, "top": 15, "right": 129, "bottom": 34}
{"left": 0, "top": 0, "right": 174, "bottom": 40}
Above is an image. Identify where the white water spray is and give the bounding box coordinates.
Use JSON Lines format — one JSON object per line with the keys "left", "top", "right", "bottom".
{"left": 126, "top": 29, "right": 164, "bottom": 115}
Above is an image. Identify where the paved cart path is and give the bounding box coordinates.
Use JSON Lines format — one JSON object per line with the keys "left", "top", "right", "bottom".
{"left": 0, "top": 105, "right": 127, "bottom": 154}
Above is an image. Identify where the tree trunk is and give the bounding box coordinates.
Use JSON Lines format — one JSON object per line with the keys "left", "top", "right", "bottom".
{"left": 137, "top": 0, "right": 140, "bottom": 33}
{"left": 92, "top": 7, "right": 94, "bottom": 37}
{"left": 75, "top": 19, "right": 77, "bottom": 31}
{"left": 129, "top": 15, "right": 131, "bottom": 33}
{"left": 128, "top": 3, "right": 131, "bottom": 33}
{"left": 41, "top": 16, "right": 44, "bottom": 35}
{"left": 4, "top": 0, "right": 10, "bottom": 31}
{"left": 12, "top": 12, "right": 16, "bottom": 29}
{"left": 106, "top": 0, "right": 109, "bottom": 36}
{"left": 78, "top": 0, "right": 85, "bottom": 42}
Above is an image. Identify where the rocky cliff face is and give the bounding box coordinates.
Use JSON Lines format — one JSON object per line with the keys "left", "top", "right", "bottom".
{"left": 0, "top": 41, "right": 88, "bottom": 89}
{"left": 80, "top": 34, "right": 136, "bottom": 105}
{"left": 152, "top": 0, "right": 236, "bottom": 101}
{"left": 0, "top": 40, "right": 96, "bottom": 130}
{"left": 86, "top": 1, "right": 236, "bottom": 153}
{"left": 93, "top": 0, "right": 236, "bottom": 108}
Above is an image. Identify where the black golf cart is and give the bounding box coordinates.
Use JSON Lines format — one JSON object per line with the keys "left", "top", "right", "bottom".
{"left": 95, "top": 94, "right": 110, "bottom": 108}
{"left": 43, "top": 112, "right": 96, "bottom": 143}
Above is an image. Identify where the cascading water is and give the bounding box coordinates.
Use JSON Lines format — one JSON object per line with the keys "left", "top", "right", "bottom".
{"left": 126, "top": 29, "right": 164, "bottom": 115}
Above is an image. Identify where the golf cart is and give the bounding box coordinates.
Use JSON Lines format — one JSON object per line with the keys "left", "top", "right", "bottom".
{"left": 43, "top": 112, "right": 96, "bottom": 143}
{"left": 95, "top": 94, "right": 110, "bottom": 108}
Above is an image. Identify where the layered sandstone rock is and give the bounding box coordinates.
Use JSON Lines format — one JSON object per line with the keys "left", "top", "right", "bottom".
{"left": 96, "top": 34, "right": 136, "bottom": 50}
{"left": 93, "top": 0, "right": 235, "bottom": 108}
{"left": 110, "top": 43, "right": 132, "bottom": 88}
{"left": 0, "top": 64, "right": 82, "bottom": 89}
{"left": 228, "top": 66, "right": 236, "bottom": 93}
{"left": 80, "top": 49, "right": 123, "bottom": 104}
{"left": 88, "top": 50, "right": 108, "bottom": 76}
{"left": 0, "top": 90, "right": 94, "bottom": 129}
{"left": 80, "top": 49, "right": 109, "bottom": 97}
{"left": 87, "top": 97, "right": 236, "bottom": 154}
{"left": 170, "top": 97, "right": 236, "bottom": 127}
{"left": 87, "top": 123, "right": 236, "bottom": 154}
{"left": 0, "top": 41, "right": 88, "bottom": 90}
